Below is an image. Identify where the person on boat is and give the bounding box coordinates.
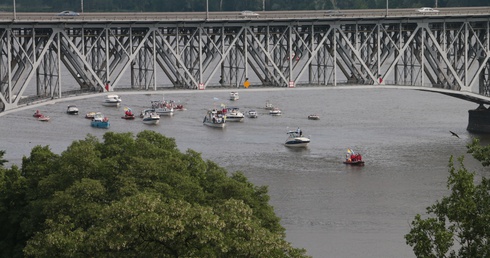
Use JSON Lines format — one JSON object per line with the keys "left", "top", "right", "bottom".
{"left": 125, "top": 109, "right": 133, "bottom": 117}
{"left": 296, "top": 127, "right": 303, "bottom": 136}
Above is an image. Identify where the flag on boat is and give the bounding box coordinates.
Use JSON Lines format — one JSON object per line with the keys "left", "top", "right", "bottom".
{"left": 123, "top": 107, "right": 131, "bottom": 112}
{"left": 347, "top": 149, "right": 355, "bottom": 154}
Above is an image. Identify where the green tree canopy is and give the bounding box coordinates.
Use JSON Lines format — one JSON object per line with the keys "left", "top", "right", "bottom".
{"left": 0, "top": 130, "right": 308, "bottom": 257}
{"left": 405, "top": 138, "right": 490, "bottom": 257}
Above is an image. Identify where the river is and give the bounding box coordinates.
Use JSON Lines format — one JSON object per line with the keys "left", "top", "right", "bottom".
{"left": 1, "top": 86, "right": 489, "bottom": 257}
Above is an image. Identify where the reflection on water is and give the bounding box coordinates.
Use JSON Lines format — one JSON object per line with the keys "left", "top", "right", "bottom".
{"left": 1, "top": 87, "right": 488, "bottom": 257}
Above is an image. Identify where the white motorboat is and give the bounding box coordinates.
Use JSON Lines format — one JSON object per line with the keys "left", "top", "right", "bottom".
{"left": 225, "top": 107, "right": 245, "bottom": 122}
{"left": 203, "top": 109, "right": 226, "bottom": 128}
{"left": 308, "top": 114, "right": 320, "bottom": 120}
{"left": 66, "top": 105, "right": 79, "bottom": 115}
{"left": 151, "top": 100, "right": 174, "bottom": 116}
{"left": 247, "top": 110, "right": 258, "bottom": 118}
{"left": 284, "top": 129, "right": 310, "bottom": 148}
{"left": 269, "top": 107, "right": 282, "bottom": 116}
{"left": 230, "top": 92, "right": 239, "bottom": 101}
{"left": 102, "top": 94, "right": 122, "bottom": 107}
{"left": 142, "top": 111, "right": 160, "bottom": 125}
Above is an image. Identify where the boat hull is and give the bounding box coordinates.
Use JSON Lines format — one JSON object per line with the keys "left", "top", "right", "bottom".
{"left": 102, "top": 102, "right": 120, "bottom": 107}
{"left": 91, "top": 121, "right": 110, "bottom": 128}
{"left": 143, "top": 119, "right": 159, "bottom": 125}
{"left": 343, "top": 160, "right": 365, "bottom": 166}
{"left": 121, "top": 115, "right": 135, "bottom": 120}
{"left": 284, "top": 141, "right": 310, "bottom": 148}
{"left": 204, "top": 121, "right": 225, "bottom": 128}
{"left": 226, "top": 116, "right": 244, "bottom": 122}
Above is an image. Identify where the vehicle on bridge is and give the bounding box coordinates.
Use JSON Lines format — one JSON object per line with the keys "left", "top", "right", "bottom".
{"left": 240, "top": 11, "right": 259, "bottom": 17}
{"left": 56, "top": 11, "right": 80, "bottom": 17}
{"left": 417, "top": 7, "right": 439, "bottom": 13}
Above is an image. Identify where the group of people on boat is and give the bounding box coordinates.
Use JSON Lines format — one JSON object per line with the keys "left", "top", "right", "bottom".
{"left": 124, "top": 109, "right": 134, "bottom": 117}
{"left": 345, "top": 149, "right": 363, "bottom": 163}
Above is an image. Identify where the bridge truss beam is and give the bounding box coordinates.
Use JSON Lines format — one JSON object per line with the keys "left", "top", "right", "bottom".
{"left": 0, "top": 17, "right": 489, "bottom": 111}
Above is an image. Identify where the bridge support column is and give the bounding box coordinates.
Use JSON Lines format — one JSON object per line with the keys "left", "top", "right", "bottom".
{"left": 467, "top": 104, "right": 490, "bottom": 133}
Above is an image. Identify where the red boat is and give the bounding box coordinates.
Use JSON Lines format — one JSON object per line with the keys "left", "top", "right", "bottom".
{"left": 121, "top": 107, "right": 135, "bottom": 119}
{"left": 344, "top": 149, "right": 364, "bottom": 166}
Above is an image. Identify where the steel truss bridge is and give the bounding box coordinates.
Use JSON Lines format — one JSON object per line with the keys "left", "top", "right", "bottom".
{"left": 0, "top": 7, "right": 490, "bottom": 112}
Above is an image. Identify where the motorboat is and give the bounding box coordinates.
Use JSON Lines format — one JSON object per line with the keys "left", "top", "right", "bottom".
{"left": 85, "top": 112, "right": 96, "bottom": 119}
{"left": 308, "top": 114, "right": 320, "bottom": 120}
{"left": 224, "top": 107, "right": 245, "bottom": 122}
{"left": 33, "top": 110, "right": 43, "bottom": 118}
{"left": 265, "top": 100, "right": 274, "bottom": 110}
{"left": 230, "top": 91, "right": 239, "bottom": 101}
{"left": 91, "top": 112, "right": 110, "bottom": 128}
{"left": 203, "top": 109, "right": 226, "bottom": 128}
{"left": 142, "top": 111, "right": 160, "bottom": 125}
{"left": 102, "top": 94, "right": 122, "bottom": 107}
{"left": 151, "top": 100, "right": 174, "bottom": 116}
{"left": 121, "top": 107, "right": 135, "bottom": 120}
{"left": 66, "top": 105, "right": 79, "bottom": 115}
{"left": 344, "top": 149, "right": 365, "bottom": 166}
{"left": 247, "top": 110, "right": 258, "bottom": 118}
{"left": 37, "top": 115, "right": 50, "bottom": 122}
{"left": 269, "top": 107, "right": 282, "bottom": 116}
{"left": 284, "top": 129, "right": 310, "bottom": 148}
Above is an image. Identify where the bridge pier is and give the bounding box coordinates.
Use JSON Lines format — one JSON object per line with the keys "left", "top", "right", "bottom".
{"left": 467, "top": 104, "right": 490, "bottom": 133}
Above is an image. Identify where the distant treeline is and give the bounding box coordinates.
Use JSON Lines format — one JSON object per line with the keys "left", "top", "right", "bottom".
{"left": 0, "top": 0, "right": 488, "bottom": 13}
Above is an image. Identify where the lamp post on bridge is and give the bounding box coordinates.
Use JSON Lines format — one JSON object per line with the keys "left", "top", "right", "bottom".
{"left": 386, "top": 0, "right": 388, "bottom": 16}
{"left": 13, "top": 0, "right": 16, "bottom": 20}
{"left": 206, "top": 0, "right": 209, "bottom": 20}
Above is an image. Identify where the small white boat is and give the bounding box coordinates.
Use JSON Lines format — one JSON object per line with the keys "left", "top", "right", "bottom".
{"left": 308, "top": 114, "right": 320, "bottom": 120}
{"left": 284, "top": 129, "right": 310, "bottom": 148}
{"left": 102, "top": 94, "right": 122, "bottom": 107}
{"left": 247, "top": 110, "right": 258, "bottom": 118}
{"left": 225, "top": 107, "right": 245, "bottom": 122}
{"left": 230, "top": 92, "right": 239, "bottom": 101}
{"left": 142, "top": 111, "right": 160, "bottom": 125}
{"left": 269, "top": 108, "right": 282, "bottom": 116}
{"left": 203, "top": 109, "right": 226, "bottom": 128}
{"left": 265, "top": 100, "right": 274, "bottom": 110}
{"left": 66, "top": 105, "right": 79, "bottom": 115}
{"left": 85, "top": 112, "right": 96, "bottom": 119}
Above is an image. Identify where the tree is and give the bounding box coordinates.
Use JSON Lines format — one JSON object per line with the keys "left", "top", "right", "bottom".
{"left": 0, "top": 131, "right": 309, "bottom": 257}
{"left": 405, "top": 138, "right": 490, "bottom": 257}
